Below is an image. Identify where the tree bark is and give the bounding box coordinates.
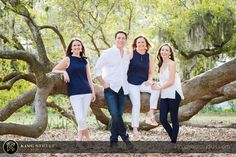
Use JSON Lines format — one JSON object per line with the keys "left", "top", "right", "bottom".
{"left": 0, "top": 84, "right": 53, "bottom": 137}
{"left": 181, "top": 57, "right": 236, "bottom": 104}
{"left": 0, "top": 88, "right": 36, "bottom": 121}
{"left": 91, "top": 106, "right": 110, "bottom": 125}
{"left": 46, "top": 102, "right": 76, "bottom": 124}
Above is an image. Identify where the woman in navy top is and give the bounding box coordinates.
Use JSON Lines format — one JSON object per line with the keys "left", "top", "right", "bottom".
{"left": 52, "top": 38, "right": 95, "bottom": 141}
{"left": 127, "top": 35, "right": 160, "bottom": 138}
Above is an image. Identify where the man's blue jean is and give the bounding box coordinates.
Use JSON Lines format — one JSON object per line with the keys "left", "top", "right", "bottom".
{"left": 104, "top": 87, "right": 129, "bottom": 143}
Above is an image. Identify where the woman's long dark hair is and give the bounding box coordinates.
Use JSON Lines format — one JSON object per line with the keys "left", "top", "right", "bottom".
{"left": 66, "top": 38, "right": 86, "bottom": 57}
{"left": 132, "top": 35, "right": 152, "bottom": 52}
{"left": 157, "top": 43, "right": 175, "bottom": 73}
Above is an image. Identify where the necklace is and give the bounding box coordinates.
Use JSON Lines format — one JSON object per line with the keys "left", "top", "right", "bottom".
{"left": 139, "top": 52, "right": 145, "bottom": 61}
{"left": 136, "top": 50, "right": 145, "bottom": 61}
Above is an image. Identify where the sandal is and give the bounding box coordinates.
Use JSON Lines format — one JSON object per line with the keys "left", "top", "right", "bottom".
{"left": 145, "top": 114, "right": 159, "bottom": 126}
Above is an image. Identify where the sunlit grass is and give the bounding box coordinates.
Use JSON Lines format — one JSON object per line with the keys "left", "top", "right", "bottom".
{"left": 5, "top": 113, "right": 75, "bottom": 129}
{"left": 190, "top": 114, "right": 236, "bottom": 121}
{"left": 4, "top": 112, "right": 236, "bottom": 130}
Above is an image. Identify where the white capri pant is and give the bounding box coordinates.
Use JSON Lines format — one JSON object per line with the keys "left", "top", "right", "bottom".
{"left": 128, "top": 82, "right": 160, "bottom": 128}
{"left": 69, "top": 93, "right": 92, "bottom": 131}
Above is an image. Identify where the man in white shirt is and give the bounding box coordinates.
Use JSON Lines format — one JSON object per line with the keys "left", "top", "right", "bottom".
{"left": 94, "top": 31, "right": 133, "bottom": 149}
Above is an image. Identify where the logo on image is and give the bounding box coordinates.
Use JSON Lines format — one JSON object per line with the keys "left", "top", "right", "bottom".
{"left": 3, "top": 140, "right": 18, "bottom": 154}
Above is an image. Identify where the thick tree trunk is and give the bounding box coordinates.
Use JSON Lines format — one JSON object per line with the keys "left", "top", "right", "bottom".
{"left": 92, "top": 57, "right": 236, "bottom": 112}
{"left": 90, "top": 57, "right": 236, "bottom": 129}
{"left": 181, "top": 57, "right": 236, "bottom": 104}
{"left": 1, "top": 57, "right": 236, "bottom": 135}
{"left": 0, "top": 82, "right": 53, "bottom": 137}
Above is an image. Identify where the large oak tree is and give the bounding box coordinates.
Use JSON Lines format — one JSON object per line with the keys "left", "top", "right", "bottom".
{"left": 0, "top": 0, "right": 235, "bottom": 137}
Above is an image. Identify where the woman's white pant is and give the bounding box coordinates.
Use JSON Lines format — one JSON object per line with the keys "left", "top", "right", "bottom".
{"left": 69, "top": 93, "right": 92, "bottom": 131}
{"left": 128, "top": 82, "right": 160, "bottom": 128}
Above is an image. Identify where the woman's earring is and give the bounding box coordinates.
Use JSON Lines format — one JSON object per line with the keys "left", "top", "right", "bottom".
{"left": 169, "top": 55, "right": 171, "bottom": 58}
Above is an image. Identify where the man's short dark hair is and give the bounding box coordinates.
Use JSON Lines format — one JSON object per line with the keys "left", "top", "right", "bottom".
{"left": 115, "top": 31, "right": 128, "bottom": 39}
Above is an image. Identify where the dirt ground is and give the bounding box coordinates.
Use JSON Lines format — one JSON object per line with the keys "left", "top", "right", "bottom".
{"left": 1, "top": 119, "right": 236, "bottom": 157}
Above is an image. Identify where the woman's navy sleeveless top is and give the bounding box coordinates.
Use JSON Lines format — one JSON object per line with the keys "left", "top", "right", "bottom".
{"left": 66, "top": 56, "right": 92, "bottom": 96}
{"left": 127, "top": 50, "right": 149, "bottom": 85}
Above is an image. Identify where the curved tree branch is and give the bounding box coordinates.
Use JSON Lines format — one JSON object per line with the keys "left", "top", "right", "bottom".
{"left": 2, "top": 0, "right": 35, "bottom": 25}
{"left": 9, "top": 15, "right": 25, "bottom": 51}
{"left": 0, "top": 50, "right": 53, "bottom": 87}
{"left": 185, "top": 48, "right": 223, "bottom": 59}
{"left": 0, "top": 80, "right": 53, "bottom": 137}
{"left": 0, "top": 34, "right": 24, "bottom": 50}
{"left": 178, "top": 98, "right": 212, "bottom": 122}
{"left": 11, "top": 35, "right": 25, "bottom": 51}
{"left": 171, "top": 38, "right": 231, "bottom": 59}
{"left": 126, "top": 2, "right": 134, "bottom": 34}
{"left": 0, "top": 88, "right": 36, "bottom": 121}
{"left": 3, "top": 0, "right": 50, "bottom": 64}
{"left": 0, "top": 34, "right": 10, "bottom": 44}
{"left": 10, "top": 60, "right": 18, "bottom": 71}
{"left": 2, "top": 72, "right": 20, "bottom": 82}
{"left": 0, "top": 50, "right": 39, "bottom": 66}
{"left": 0, "top": 73, "right": 36, "bottom": 90}
{"left": 39, "top": 25, "right": 66, "bottom": 51}
{"left": 72, "top": 0, "right": 86, "bottom": 27}
{"left": 88, "top": 34, "right": 100, "bottom": 56}
{"left": 91, "top": 106, "right": 110, "bottom": 125}
{"left": 46, "top": 101, "right": 76, "bottom": 124}
{"left": 99, "top": 27, "right": 111, "bottom": 48}
{"left": 210, "top": 81, "right": 236, "bottom": 104}
{"left": 181, "top": 57, "right": 236, "bottom": 105}
{"left": 0, "top": 73, "right": 71, "bottom": 124}
{"left": 178, "top": 81, "right": 236, "bottom": 122}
